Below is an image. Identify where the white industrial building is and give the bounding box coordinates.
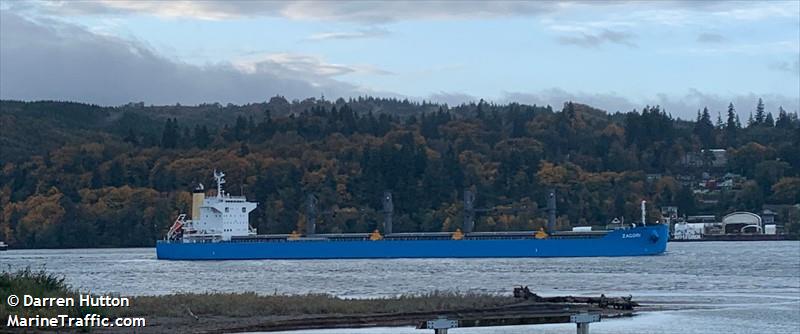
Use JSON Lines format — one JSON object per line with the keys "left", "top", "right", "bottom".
{"left": 722, "top": 212, "right": 762, "bottom": 234}
{"left": 671, "top": 211, "right": 778, "bottom": 240}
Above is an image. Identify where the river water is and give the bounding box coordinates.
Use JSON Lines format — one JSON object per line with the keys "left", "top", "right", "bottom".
{"left": 2, "top": 241, "right": 799, "bottom": 333}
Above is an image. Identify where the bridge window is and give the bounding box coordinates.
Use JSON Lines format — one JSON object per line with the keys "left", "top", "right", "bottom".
{"left": 242, "top": 207, "right": 246, "bottom": 213}
{"left": 225, "top": 207, "right": 229, "bottom": 213}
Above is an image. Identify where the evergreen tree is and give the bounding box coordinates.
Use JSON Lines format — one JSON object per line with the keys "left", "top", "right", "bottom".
{"left": 747, "top": 112, "right": 755, "bottom": 128}
{"left": 764, "top": 112, "right": 775, "bottom": 127}
{"left": 193, "top": 125, "right": 211, "bottom": 148}
{"left": 755, "top": 98, "right": 765, "bottom": 125}
{"left": 181, "top": 126, "right": 191, "bottom": 148}
{"left": 160, "top": 118, "right": 178, "bottom": 148}
{"left": 724, "top": 103, "right": 738, "bottom": 147}
{"left": 715, "top": 111, "right": 723, "bottom": 128}
{"left": 693, "top": 107, "right": 714, "bottom": 146}
{"left": 123, "top": 128, "right": 139, "bottom": 145}
{"left": 775, "top": 106, "right": 792, "bottom": 129}
{"left": 234, "top": 115, "right": 248, "bottom": 141}
{"left": 160, "top": 118, "right": 171, "bottom": 148}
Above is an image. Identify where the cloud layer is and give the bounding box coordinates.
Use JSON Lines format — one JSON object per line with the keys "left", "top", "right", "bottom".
{"left": 307, "top": 27, "right": 391, "bottom": 41}
{"left": 1, "top": 2, "right": 797, "bottom": 120}
{"left": 27, "top": 0, "right": 562, "bottom": 22}
{"left": 27, "top": 1, "right": 798, "bottom": 23}
{"left": 0, "top": 11, "right": 364, "bottom": 105}
{"left": 696, "top": 32, "right": 726, "bottom": 43}
{"left": 556, "top": 29, "right": 636, "bottom": 48}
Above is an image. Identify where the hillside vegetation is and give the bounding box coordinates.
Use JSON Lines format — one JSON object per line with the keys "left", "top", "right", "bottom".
{"left": 1, "top": 97, "right": 798, "bottom": 248}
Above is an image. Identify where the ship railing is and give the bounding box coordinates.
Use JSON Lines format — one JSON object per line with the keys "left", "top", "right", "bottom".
{"left": 551, "top": 231, "right": 609, "bottom": 236}
{"left": 206, "top": 229, "right": 622, "bottom": 244}
{"left": 219, "top": 233, "right": 605, "bottom": 243}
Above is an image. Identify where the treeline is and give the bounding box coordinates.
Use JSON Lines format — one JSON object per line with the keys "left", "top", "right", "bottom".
{"left": 1, "top": 97, "right": 799, "bottom": 248}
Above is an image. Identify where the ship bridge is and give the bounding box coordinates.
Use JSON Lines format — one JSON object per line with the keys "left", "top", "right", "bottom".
{"left": 187, "top": 171, "right": 257, "bottom": 241}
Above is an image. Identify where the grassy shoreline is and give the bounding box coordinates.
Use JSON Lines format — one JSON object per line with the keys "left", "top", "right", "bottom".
{"left": 2, "top": 268, "right": 654, "bottom": 333}
{"left": 2, "top": 269, "right": 515, "bottom": 333}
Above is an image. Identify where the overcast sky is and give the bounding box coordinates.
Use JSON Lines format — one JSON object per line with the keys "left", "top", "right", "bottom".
{"left": 1, "top": 1, "right": 798, "bottom": 119}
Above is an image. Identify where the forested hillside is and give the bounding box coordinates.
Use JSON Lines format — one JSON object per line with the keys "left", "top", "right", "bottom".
{"left": 1, "top": 97, "right": 798, "bottom": 248}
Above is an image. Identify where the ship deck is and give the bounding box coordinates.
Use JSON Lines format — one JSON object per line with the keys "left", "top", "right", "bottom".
{"left": 216, "top": 230, "right": 611, "bottom": 243}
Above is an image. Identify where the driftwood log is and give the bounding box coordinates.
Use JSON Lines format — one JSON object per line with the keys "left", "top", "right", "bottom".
{"left": 513, "top": 285, "right": 638, "bottom": 310}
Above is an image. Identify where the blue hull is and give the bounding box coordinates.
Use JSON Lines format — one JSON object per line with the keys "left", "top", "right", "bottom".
{"left": 156, "top": 225, "right": 668, "bottom": 260}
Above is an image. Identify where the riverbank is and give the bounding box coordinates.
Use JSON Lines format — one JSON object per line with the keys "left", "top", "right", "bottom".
{"left": 116, "top": 292, "right": 518, "bottom": 333}
{"left": 2, "top": 269, "right": 644, "bottom": 333}
{"left": 1, "top": 269, "right": 510, "bottom": 332}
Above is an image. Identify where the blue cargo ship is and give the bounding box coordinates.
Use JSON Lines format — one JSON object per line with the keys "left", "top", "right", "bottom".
{"left": 156, "top": 171, "right": 668, "bottom": 260}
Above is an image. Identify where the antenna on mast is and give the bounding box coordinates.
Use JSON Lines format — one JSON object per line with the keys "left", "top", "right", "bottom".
{"left": 214, "top": 170, "right": 226, "bottom": 198}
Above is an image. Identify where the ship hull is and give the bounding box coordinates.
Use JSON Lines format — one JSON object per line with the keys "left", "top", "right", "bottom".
{"left": 156, "top": 225, "right": 668, "bottom": 260}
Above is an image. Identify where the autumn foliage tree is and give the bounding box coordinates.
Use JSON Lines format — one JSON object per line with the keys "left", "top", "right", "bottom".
{"left": 1, "top": 97, "right": 799, "bottom": 248}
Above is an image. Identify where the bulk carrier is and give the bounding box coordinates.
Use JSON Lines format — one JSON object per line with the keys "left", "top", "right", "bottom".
{"left": 156, "top": 171, "right": 668, "bottom": 260}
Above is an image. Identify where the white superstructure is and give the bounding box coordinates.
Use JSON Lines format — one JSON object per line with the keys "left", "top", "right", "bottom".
{"left": 673, "top": 222, "right": 704, "bottom": 240}
{"left": 167, "top": 171, "right": 257, "bottom": 242}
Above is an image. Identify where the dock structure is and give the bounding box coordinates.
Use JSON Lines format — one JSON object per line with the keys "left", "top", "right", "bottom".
{"left": 421, "top": 311, "right": 601, "bottom": 334}
{"left": 571, "top": 313, "right": 601, "bottom": 334}
{"left": 415, "top": 287, "right": 631, "bottom": 333}
{"left": 414, "top": 302, "right": 615, "bottom": 333}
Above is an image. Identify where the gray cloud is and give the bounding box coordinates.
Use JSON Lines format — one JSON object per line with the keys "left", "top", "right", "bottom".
{"left": 768, "top": 58, "right": 800, "bottom": 76}
{"left": 556, "top": 29, "right": 637, "bottom": 48}
{"left": 696, "top": 32, "right": 726, "bottom": 43}
{"left": 307, "top": 27, "right": 391, "bottom": 40}
{"left": 29, "top": 1, "right": 794, "bottom": 23}
{"left": 29, "top": 1, "right": 561, "bottom": 22}
{"left": 237, "top": 53, "right": 394, "bottom": 78}
{"left": 0, "top": 11, "right": 365, "bottom": 106}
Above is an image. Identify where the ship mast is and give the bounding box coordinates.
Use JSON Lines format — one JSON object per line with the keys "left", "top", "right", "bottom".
{"left": 641, "top": 200, "right": 647, "bottom": 226}
{"left": 214, "top": 170, "right": 226, "bottom": 198}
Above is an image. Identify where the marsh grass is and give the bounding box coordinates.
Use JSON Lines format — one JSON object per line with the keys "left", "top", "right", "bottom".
{"left": 2, "top": 268, "right": 512, "bottom": 322}
{"left": 0, "top": 267, "right": 106, "bottom": 320}
{"left": 115, "top": 291, "right": 512, "bottom": 318}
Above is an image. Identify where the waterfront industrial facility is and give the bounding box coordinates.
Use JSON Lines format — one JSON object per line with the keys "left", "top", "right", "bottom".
{"left": 667, "top": 207, "right": 791, "bottom": 241}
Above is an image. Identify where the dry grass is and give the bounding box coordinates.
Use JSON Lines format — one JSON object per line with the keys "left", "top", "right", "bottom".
{"left": 114, "top": 291, "right": 512, "bottom": 318}
{"left": 0, "top": 267, "right": 106, "bottom": 320}
{"left": 2, "top": 268, "right": 512, "bottom": 324}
